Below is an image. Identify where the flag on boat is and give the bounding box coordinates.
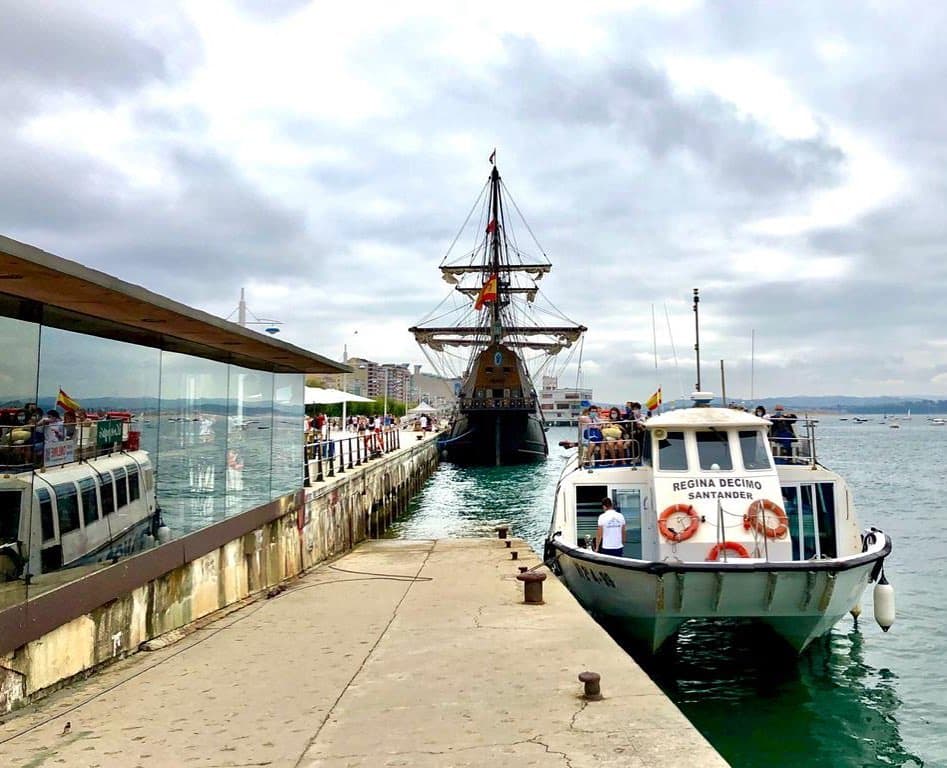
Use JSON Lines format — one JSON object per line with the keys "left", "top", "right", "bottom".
{"left": 56, "top": 388, "right": 81, "bottom": 413}
{"left": 486, "top": 219, "right": 497, "bottom": 233}
{"left": 646, "top": 387, "right": 662, "bottom": 412}
{"left": 489, "top": 148, "right": 496, "bottom": 165}
{"left": 474, "top": 273, "right": 498, "bottom": 310}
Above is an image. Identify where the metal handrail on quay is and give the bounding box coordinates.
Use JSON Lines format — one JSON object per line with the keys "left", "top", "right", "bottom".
{"left": 304, "top": 426, "right": 403, "bottom": 483}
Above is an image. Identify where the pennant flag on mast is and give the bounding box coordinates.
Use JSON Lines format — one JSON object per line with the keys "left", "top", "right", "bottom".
{"left": 485, "top": 219, "right": 497, "bottom": 233}
{"left": 489, "top": 148, "right": 496, "bottom": 165}
{"left": 474, "top": 273, "right": 498, "bottom": 310}
{"left": 56, "top": 387, "right": 81, "bottom": 413}
{"left": 646, "top": 387, "right": 662, "bottom": 412}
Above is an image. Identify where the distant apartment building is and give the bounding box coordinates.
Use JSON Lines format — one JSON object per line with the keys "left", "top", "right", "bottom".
{"left": 538, "top": 375, "right": 592, "bottom": 426}
{"left": 322, "top": 360, "right": 459, "bottom": 408}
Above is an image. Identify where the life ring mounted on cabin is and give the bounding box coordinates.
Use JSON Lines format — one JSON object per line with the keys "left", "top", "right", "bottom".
{"left": 743, "top": 499, "right": 789, "bottom": 539}
{"left": 658, "top": 504, "right": 701, "bottom": 542}
{"left": 706, "top": 541, "right": 751, "bottom": 561}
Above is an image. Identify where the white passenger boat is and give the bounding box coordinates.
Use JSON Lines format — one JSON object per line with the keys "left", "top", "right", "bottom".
{"left": 0, "top": 420, "right": 167, "bottom": 580}
{"left": 544, "top": 393, "right": 894, "bottom": 653}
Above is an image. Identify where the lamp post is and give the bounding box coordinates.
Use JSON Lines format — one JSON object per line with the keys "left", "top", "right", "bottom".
{"left": 341, "top": 330, "right": 358, "bottom": 431}
{"left": 383, "top": 367, "right": 389, "bottom": 423}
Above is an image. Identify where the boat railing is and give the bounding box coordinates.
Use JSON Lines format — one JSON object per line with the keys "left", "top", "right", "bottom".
{"left": 575, "top": 418, "right": 646, "bottom": 469}
{"left": 458, "top": 396, "right": 537, "bottom": 411}
{"left": 0, "top": 418, "right": 139, "bottom": 472}
{"left": 303, "top": 425, "right": 402, "bottom": 484}
{"left": 768, "top": 416, "right": 818, "bottom": 466}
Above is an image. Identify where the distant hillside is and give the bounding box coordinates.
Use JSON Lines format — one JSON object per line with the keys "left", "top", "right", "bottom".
{"left": 706, "top": 396, "right": 947, "bottom": 415}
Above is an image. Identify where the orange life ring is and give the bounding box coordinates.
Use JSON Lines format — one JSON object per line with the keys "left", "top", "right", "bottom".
{"left": 743, "top": 499, "right": 789, "bottom": 539}
{"left": 658, "top": 503, "right": 700, "bottom": 542}
{"left": 706, "top": 541, "right": 751, "bottom": 561}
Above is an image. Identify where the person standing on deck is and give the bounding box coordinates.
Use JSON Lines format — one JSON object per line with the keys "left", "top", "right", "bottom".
{"left": 596, "top": 498, "right": 625, "bottom": 557}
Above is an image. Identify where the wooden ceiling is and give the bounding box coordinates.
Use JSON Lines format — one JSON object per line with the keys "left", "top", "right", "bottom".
{"left": 0, "top": 235, "right": 348, "bottom": 375}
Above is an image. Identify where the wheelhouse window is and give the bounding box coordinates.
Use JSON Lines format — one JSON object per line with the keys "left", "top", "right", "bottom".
{"left": 0, "top": 490, "right": 20, "bottom": 542}
{"left": 113, "top": 467, "right": 128, "bottom": 508}
{"left": 101, "top": 477, "right": 115, "bottom": 516}
{"left": 696, "top": 430, "right": 733, "bottom": 470}
{"left": 657, "top": 431, "right": 687, "bottom": 471}
{"left": 739, "top": 430, "right": 771, "bottom": 470}
{"left": 37, "top": 487, "right": 55, "bottom": 541}
{"left": 79, "top": 478, "right": 99, "bottom": 526}
{"left": 127, "top": 468, "right": 141, "bottom": 502}
{"left": 54, "top": 483, "right": 80, "bottom": 534}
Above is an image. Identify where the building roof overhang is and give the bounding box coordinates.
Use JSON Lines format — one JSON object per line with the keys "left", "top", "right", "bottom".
{"left": 0, "top": 234, "right": 349, "bottom": 375}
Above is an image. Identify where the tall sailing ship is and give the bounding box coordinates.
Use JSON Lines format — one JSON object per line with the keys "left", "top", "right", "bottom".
{"left": 410, "top": 156, "right": 586, "bottom": 465}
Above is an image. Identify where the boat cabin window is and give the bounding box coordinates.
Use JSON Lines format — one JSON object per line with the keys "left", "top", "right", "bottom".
{"left": 79, "top": 478, "right": 99, "bottom": 526}
{"left": 113, "top": 467, "right": 128, "bottom": 509}
{"left": 54, "top": 483, "right": 80, "bottom": 535}
{"left": 612, "top": 488, "right": 642, "bottom": 559}
{"left": 0, "top": 490, "right": 20, "bottom": 542}
{"left": 657, "top": 431, "right": 687, "bottom": 471}
{"left": 128, "top": 468, "right": 141, "bottom": 502}
{"left": 739, "top": 430, "right": 771, "bottom": 470}
{"left": 782, "top": 482, "right": 837, "bottom": 560}
{"left": 37, "top": 487, "right": 55, "bottom": 541}
{"left": 696, "top": 430, "right": 733, "bottom": 470}
{"left": 100, "top": 478, "right": 115, "bottom": 516}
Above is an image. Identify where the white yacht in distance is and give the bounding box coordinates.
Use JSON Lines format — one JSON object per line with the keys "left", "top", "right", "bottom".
{"left": 544, "top": 392, "right": 895, "bottom": 654}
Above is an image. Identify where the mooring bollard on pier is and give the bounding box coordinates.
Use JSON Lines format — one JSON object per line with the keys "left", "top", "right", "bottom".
{"left": 496, "top": 524, "right": 509, "bottom": 540}
{"left": 516, "top": 570, "right": 546, "bottom": 604}
{"left": 578, "top": 671, "right": 602, "bottom": 700}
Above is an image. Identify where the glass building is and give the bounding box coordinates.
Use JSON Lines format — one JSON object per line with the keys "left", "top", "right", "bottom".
{"left": 0, "top": 235, "right": 346, "bottom": 618}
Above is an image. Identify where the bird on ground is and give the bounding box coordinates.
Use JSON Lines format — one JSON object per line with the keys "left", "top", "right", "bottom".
{"left": 61, "top": 721, "right": 71, "bottom": 736}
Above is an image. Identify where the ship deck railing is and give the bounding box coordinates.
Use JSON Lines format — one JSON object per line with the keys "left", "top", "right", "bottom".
{"left": 457, "top": 397, "right": 537, "bottom": 412}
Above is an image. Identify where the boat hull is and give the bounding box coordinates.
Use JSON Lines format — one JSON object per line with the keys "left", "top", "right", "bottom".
{"left": 548, "top": 536, "right": 891, "bottom": 653}
{"left": 441, "top": 411, "right": 547, "bottom": 465}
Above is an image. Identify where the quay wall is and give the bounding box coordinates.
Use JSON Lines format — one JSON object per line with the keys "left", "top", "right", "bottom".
{"left": 0, "top": 435, "right": 439, "bottom": 713}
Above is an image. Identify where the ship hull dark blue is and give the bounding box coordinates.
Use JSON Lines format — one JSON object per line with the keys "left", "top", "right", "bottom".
{"left": 440, "top": 411, "right": 547, "bottom": 465}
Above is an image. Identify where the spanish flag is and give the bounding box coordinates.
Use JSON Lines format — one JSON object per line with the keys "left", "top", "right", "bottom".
{"left": 646, "top": 387, "right": 662, "bottom": 412}
{"left": 474, "top": 273, "right": 498, "bottom": 311}
{"left": 56, "top": 388, "right": 81, "bottom": 413}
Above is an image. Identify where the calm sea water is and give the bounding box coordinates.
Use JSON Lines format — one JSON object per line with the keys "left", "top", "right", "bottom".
{"left": 389, "top": 420, "right": 944, "bottom": 767}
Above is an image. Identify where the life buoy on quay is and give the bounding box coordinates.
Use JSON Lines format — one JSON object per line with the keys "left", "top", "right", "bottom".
{"left": 658, "top": 503, "right": 701, "bottom": 542}
{"left": 743, "top": 498, "right": 789, "bottom": 539}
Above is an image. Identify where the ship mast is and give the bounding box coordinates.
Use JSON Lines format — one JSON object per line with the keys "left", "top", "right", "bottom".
{"left": 489, "top": 165, "right": 502, "bottom": 344}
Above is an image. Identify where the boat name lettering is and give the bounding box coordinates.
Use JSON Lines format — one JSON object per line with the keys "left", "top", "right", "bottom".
{"left": 671, "top": 478, "right": 762, "bottom": 492}
{"left": 576, "top": 563, "right": 616, "bottom": 588}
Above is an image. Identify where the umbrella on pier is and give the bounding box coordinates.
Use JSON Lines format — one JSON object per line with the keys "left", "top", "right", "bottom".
{"left": 407, "top": 401, "right": 438, "bottom": 414}
{"left": 304, "top": 387, "right": 374, "bottom": 405}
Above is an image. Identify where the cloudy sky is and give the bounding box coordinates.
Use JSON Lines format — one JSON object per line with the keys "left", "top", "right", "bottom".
{"left": 2, "top": 0, "right": 945, "bottom": 403}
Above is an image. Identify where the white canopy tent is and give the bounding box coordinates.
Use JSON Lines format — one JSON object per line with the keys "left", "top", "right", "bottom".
{"left": 304, "top": 387, "right": 374, "bottom": 405}
{"left": 407, "top": 401, "right": 438, "bottom": 414}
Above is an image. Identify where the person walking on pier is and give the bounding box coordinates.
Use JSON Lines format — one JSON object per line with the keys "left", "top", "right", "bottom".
{"left": 596, "top": 498, "right": 625, "bottom": 557}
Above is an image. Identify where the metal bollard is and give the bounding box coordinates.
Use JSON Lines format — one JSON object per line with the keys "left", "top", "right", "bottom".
{"left": 516, "top": 571, "right": 546, "bottom": 604}
{"left": 505, "top": 540, "right": 512, "bottom": 549}
{"left": 578, "top": 671, "right": 602, "bottom": 700}
{"left": 518, "top": 566, "right": 529, "bottom": 573}
{"left": 511, "top": 550, "right": 518, "bottom": 560}
{"left": 496, "top": 525, "right": 509, "bottom": 540}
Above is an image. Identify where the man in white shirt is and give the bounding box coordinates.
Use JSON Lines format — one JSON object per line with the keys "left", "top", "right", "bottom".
{"left": 596, "top": 498, "right": 626, "bottom": 557}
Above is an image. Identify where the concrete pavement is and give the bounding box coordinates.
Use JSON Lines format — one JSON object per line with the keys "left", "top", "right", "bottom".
{"left": 0, "top": 538, "right": 727, "bottom": 767}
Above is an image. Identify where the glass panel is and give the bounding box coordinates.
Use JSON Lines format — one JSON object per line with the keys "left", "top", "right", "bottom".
{"left": 37, "top": 488, "right": 55, "bottom": 542}
{"left": 228, "top": 367, "right": 274, "bottom": 513}
{"left": 127, "top": 469, "right": 140, "bottom": 502}
{"left": 696, "top": 430, "right": 733, "bottom": 470}
{"left": 816, "top": 483, "right": 837, "bottom": 558}
{"left": 54, "top": 483, "right": 80, "bottom": 534}
{"left": 801, "top": 485, "right": 817, "bottom": 559}
{"left": 101, "top": 479, "right": 115, "bottom": 516}
{"left": 157, "top": 351, "right": 230, "bottom": 536}
{"left": 0, "top": 313, "right": 39, "bottom": 608}
{"left": 575, "top": 485, "right": 608, "bottom": 547}
{"left": 738, "top": 430, "right": 771, "bottom": 470}
{"left": 0, "top": 490, "right": 21, "bottom": 543}
{"left": 79, "top": 478, "right": 99, "bottom": 526}
{"left": 657, "top": 431, "right": 687, "bottom": 471}
{"left": 271, "top": 373, "right": 303, "bottom": 498}
{"left": 782, "top": 486, "right": 801, "bottom": 561}
{"left": 613, "top": 488, "right": 642, "bottom": 558}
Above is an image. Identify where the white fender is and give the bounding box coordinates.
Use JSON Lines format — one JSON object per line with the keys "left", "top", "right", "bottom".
{"left": 873, "top": 575, "right": 895, "bottom": 632}
{"left": 156, "top": 525, "right": 172, "bottom": 545}
{"left": 142, "top": 532, "right": 155, "bottom": 549}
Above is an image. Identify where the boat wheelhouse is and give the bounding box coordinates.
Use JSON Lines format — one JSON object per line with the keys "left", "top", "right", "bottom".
{"left": 545, "top": 397, "right": 894, "bottom": 653}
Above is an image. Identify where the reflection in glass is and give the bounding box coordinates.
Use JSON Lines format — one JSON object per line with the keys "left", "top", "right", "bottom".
{"left": 227, "top": 366, "right": 274, "bottom": 513}
{"left": 272, "top": 374, "right": 304, "bottom": 497}
{"left": 0, "top": 316, "right": 40, "bottom": 609}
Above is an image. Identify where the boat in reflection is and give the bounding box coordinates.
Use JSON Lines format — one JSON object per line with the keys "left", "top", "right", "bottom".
{"left": 0, "top": 414, "right": 167, "bottom": 583}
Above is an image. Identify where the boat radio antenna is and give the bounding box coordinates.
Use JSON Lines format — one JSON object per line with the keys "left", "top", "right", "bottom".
{"left": 693, "top": 288, "right": 701, "bottom": 391}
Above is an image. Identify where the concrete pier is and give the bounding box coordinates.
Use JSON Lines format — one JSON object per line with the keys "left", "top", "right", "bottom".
{"left": 0, "top": 538, "right": 727, "bottom": 767}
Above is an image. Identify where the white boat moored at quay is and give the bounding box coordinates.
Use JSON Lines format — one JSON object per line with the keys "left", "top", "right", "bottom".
{"left": 544, "top": 392, "right": 894, "bottom": 654}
